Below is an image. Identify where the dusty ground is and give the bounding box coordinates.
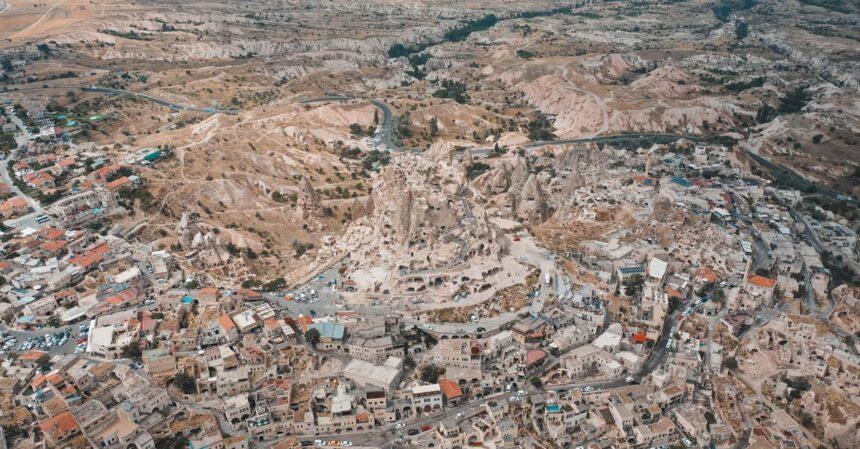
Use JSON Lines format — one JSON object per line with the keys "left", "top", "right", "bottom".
{"left": 2, "top": 0, "right": 857, "bottom": 284}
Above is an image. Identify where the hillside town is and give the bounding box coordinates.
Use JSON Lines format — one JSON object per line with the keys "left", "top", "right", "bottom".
{"left": 0, "top": 0, "right": 858, "bottom": 449}
{"left": 0, "top": 93, "right": 856, "bottom": 449}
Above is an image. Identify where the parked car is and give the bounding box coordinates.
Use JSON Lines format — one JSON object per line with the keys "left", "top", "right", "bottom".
{"left": 407, "top": 429, "right": 420, "bottom": 436}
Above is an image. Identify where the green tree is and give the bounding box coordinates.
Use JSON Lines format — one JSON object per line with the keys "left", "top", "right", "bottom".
{"left": 723, "top": 356, "right": 739, "bottom": 370}
{"left": 623, "top": 275, "right": 645, "bottom": 297}
{"left": 530, "top": 377, "right": 543, "bottom": 388}
{"left": 172, "top": 372, "right": 197, "bottom": 394}
{"left": 36, "top": 354, "right": 52, "bottom": 368}
{"left": 421, "top": 364, "right": 445, "bottom": 383}
{"left": 155, "top": 436, "right": 190, "bottom": 449}
{"left": 304, "top": 328, "right": 321, "bottom": 346}
{"left": 121, "top": 341, "right": 142, "bottom": 360}
{"left": 704, "top": 411, "right": 716, "bottom": 425}
{"left": 735, "top": 21, "right": 749, "bottom": 40}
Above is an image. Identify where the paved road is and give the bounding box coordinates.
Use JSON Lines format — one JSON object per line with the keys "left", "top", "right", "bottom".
{"left": 367, "top": 99, "right": 399, "bottom": 151}
{"left": 300, "top": 96, "right": 402, "bottom": 152}
{"left": 83, "top": 86, "right": 238, "bottom": 115}
{"left": 1, "top": 107, "right": 49, "bottom": 229}
{"left": 745, "top": 147, "right": 856, "bottom": 205}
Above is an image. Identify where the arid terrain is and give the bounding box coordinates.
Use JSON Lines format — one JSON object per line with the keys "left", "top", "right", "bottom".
{"left": 2, "top": 0, "right": 857, "bottom": 287}
{"left": 0, "top": 2, "right": 858, "bottom": 449}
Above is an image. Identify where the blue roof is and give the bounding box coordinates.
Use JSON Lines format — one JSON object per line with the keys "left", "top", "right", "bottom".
{"left": 670, "top": 176, "right": 692, "bottom": 188}
{"left": 144, "top": 150, "right": 162, "bottom": 162}
{"left": 619, "top": 266, "right": 644, "bottom": 275}
{"left": 309, "top": 322, "right": 345, "bottom": 340}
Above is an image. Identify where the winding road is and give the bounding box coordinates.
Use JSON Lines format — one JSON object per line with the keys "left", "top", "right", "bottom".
{"left": 300, "top": 95, "right": 401, "bottom": 152}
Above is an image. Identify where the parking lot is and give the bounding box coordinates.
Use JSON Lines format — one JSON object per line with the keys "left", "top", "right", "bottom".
{"left": 0, "top": 323, "right": 84, "bottom": 357}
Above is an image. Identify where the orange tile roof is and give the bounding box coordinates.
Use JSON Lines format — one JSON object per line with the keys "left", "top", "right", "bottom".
{"left": 20, "top": 349, "right": 47, "bottom": 362}
{"left": 26, "top": 171, "right": 55, "bottom": 186}
{"left": 198, "top": 287, "right": 219, "bottom": 298}
{"left": 665, "top": 287, "right": 684, "bottom": 299}
{"left": 38, "top": 410, "right": 80, "bottom": 442}
{"left": 0, "top": 196, "right": 28, "bottom": 212}
{"left": 53, "top": 289, "right": 77, "bottom": 300}
{"left": 70, "top": 243, "right": 110, "bottom": 269}
{"left": 438, "top": 378, "right": 462, "bottom": 400}
{"left": 219, "top": 314, "right": 235, "bottom": 331}
{"left": 696, "top": 267, "right": 719, "bottom": 283}
{"left": 93, "top": 163, "right": 121, "bottom": 180}
{"left": 46, "top": 372, "right": 64, "bottom": 385}
{"left": 296, "top": 315, "right": 314, "bottom": 332}
{"left": 40, "top": 240, "right": 68, "bottom": 253}
{"left": 525, "top": 349, "right": 547, "bottom": 367}
{"left": 56, "top": 158, "right": 76, "bottom": 167}
{"left": 748, "top": 274, "right": 776, "bottom": 289}
{"left": 39, "top": 227, "right": 65, "bottom": 240}
{"left": 31, "top": 374, "right": 47, "bottom": 390}
{"left": 105, "top": 176, "right": 130, "bottom": 190}
{"left": 238, "top": 288, "right": 261, "bottom": 299}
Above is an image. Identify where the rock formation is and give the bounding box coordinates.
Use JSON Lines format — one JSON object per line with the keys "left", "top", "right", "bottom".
{"left": 176, "top": 212, "right": 231, "bottom": 266}
{"left": 319, "top": 153, "right": 507, "bottom": 302}
{"left": 297, "top": 176, "right": 322, "bottom": 219}
{"left": 517, "top": 174, "right": 552, "bottom": 225}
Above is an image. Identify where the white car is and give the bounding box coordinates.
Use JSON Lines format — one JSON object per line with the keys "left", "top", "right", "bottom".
{"left": 395, "top": 422, "right": 405, "bottom": 429}
{"left": 341, "top": 441, "right": 352, "bottom": 447}
{"left": 625, "top": 376, "right": 635, "bottom": 383}
{"left": 456, "top": 412, "right": 464, "bottom": 418}
{"left": 314, "top": 440, "right": 325, "bottom": 446}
